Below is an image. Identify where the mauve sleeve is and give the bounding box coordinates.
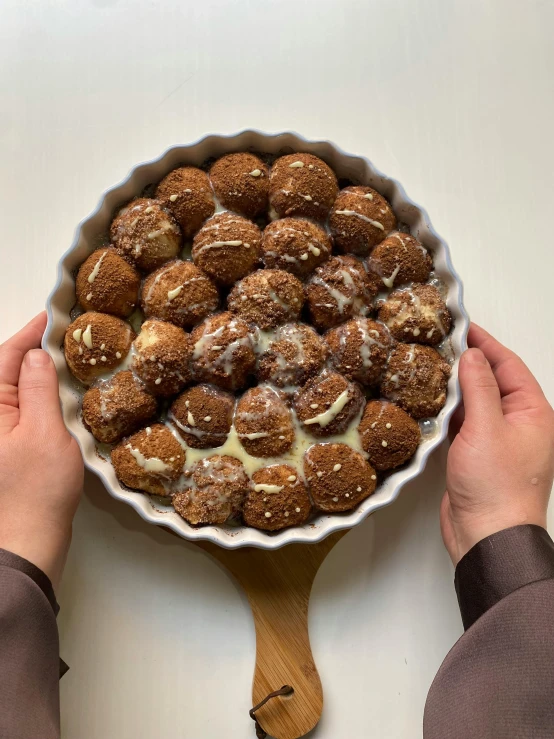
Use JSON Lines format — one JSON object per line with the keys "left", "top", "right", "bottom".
{"left": 0, "top": 548, "right": 65, "bottom": 739}
{"left": 424, "top": 525, "right": 554, "bottom": 739}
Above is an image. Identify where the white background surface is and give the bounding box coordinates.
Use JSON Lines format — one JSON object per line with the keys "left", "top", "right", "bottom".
{"left": 1, "top": 1, "right": 553, "bottom": 737}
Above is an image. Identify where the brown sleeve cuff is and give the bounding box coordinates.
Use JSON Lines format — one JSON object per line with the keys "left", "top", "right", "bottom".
{"left": 455, "top": 524, "right": 554, "bottom": 630}
{"left": 0, "top": 548, "right": 68, "bottom": 678}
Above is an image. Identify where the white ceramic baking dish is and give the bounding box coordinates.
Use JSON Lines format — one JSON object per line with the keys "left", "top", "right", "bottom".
{"left": 44, "top": 130, "right": 469, "bottom": 549}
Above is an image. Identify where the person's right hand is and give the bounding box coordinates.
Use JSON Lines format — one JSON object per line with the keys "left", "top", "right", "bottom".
{"left": 441, "top": 323, "right": 554, "bottom": 564}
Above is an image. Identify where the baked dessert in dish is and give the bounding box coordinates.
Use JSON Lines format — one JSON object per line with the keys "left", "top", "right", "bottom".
{"left": 63, "top": 149, "right": 455, "bottom": 534}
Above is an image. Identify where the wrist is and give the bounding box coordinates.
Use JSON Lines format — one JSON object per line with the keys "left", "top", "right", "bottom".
{"left": 452, "top": 509, "right": 547, "bottom": 563}
{"left": 0, "top": 520, "right": 71, "bottom": 592}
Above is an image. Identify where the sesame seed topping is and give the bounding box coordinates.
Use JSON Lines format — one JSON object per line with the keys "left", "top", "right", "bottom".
{"left": 333, "top": 463, "right": 342, "bottom": 472}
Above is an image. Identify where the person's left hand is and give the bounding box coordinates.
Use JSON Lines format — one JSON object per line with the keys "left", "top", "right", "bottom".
{"left": 0, "top": 313, "right": 83, "bottom": 591}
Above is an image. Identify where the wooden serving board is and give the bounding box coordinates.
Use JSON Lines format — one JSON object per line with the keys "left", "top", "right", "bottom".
{"left": 194, "top": 530, "right": 349, "bottom": 739}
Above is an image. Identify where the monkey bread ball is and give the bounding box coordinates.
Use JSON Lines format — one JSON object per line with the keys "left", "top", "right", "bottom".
{"left": 257, "top": 323, "right": 328, "bottom": 392}
{"left": 110, "top": 198, "right": 181, "bottom": 273}
{"left": 366, "top": 232, "right": 433, "bottom": 289}
{"left": 141, "top": 260, "right": 219, "bottom": 329}
{"left": 192, "top": 212, "right": 262, "bottom": 286}
{"left": 261, "top": 218, "right": 331, "bottom": 278}
{"left": 303, "top": 443, "right": 377, "bottom": 513}
{"left": 358, "top": 400, "right": 421, "bottom": 471}
{"left": 378, "top": 285, "right": 452, "bottom": 345}
{"left": 235, "top": 385, "right": 295, "bottom": 457}
{"left": 306, "top": 255, "right": 378, "bottom": 332}
{"left": 64, "top": 312, "right": 134, "bottom": 386}
{"left": 228, "top": 269, "right": 304, "bottom": 331}
{"left": 190, "top": 312, "right": 256, "bottom": 391}
{"left": 172, "top": 455, "right": 250, "bottom": 525}
{"left": 294, "top": 369, "right": 364, "bottom": 438}
{"left": 76, "top": 247, "right": 140, "bottom": 318}
{"left": 132, "top": 319, "right": 193, "bottom": 397}
{"left": 209, "top": 153, "right": 269, "bottom": 219}
{"left": 170, "top": 384, "right": 234, "bottom": 449}
{"left": 82, "top": 370, "right": 157, "bottom": 444}
{"left": 269, "top": 153, "right": 338, "bottom": 222}
{"left": 156, "top": 166, "right": 215, "bottom": 239}
{"left": 243, "top": 465, "right": 312, "bottom": 531}
{"left": 111, "top": 424, "right": 186, "bottom": 496}
{"left": 381, "top": 343, "right": 451, "bottom": 419}
{"left": 329, "top": 186, "right": 397, "bottom": 256}
{"left": 324, "top": 318, "right": 393, "bottom": 387}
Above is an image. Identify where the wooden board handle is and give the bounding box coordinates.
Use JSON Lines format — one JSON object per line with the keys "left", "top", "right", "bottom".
{"left": 196, "top": 531, "right": 347, "bottom": 739}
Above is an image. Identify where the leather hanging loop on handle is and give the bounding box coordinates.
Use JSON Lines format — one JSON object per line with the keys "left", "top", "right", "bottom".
{"left": 250, "top": 686, "right": 295, "bottom": 738}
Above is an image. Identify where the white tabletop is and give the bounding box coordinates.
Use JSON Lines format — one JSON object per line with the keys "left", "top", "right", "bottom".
{"left": 1, "top": 0, "right": 553, "bottom": 736}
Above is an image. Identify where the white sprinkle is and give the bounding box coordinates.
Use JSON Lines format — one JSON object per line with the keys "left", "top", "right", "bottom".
{"left": 167, "top": 285, "right": 183, "bottom": 301}
{"left": 100, "top": 356, "right": 107, "bottom": 362}
{"left": 413, "top": 327, "right": 421, "bottom": 337}
{"left": 332, "top": 496, "right": 339, "bottom": 502}
{"left": 284, "top": 511, "right": 290, "bottom": 517}
{"left": 78, "top": 347, "right": 83, "bottom": 355}
{"left": 155, "top": 377, "right": 162, "bottom": 385}
{"left": 169, "top": 457, "right": 175, "bottom": 462}
{"left": 364, "top": 193, "right": 374, "bottom": 200}
{"left": 145, "top": 427, "right": 152, "bottom": 436}
{"left": 86, "top": 292, "right": 93, "bottom": 301}
{"left": 345, "top": 493, "right": 350, "bottom": 498}
{"left": 316, "top": 471, "right": 323, "bottom": 478}
{"left": 265, "top": 512, "right": 272, "bottom": 518}
{"left": 310, "top": 404, "right": 319, "bottom": 409}
{"left": 116, "top": 352, "right": 122, "bottom": 359}
{"left": 308, "top": 164, "right": 314, "bottom": 169}
{"left": 308, "top": 245, "right": 321, "bottom": 257}
{"left": 302, "top": 195, "right": 312, "bottom": 202}
{"left": 381, "top": 440, "right": 388, "bottom": 447}
{"left": 211, "top": 345, "right": 223, "bottom": 351}
{"left": 371, "top": 421, "right": 377, "bottom": 429}
{"left": 187, "top": 411, "right": 195, "bottom": 426}
{"left": 203, "top": 416, "right": 211, "bottom": 422}
{"left": 333, "top": 463, "right": 342, "bottom": 472}
{"left": 241, "top": 294, "right": 248, "bottom": 301}
{"left": 169, "top": 194, "right": 178, "bottom": 202}
{"left": 300, "top": 252, "right": 309, "bottom": 260}
{"left": 287, "top": 475, "right": 296, "bottom": 482}
{"left": 371, "top": 474, "right": 377, "bottom": 481}
{"left": 185, "top": 401, "right": 189, "bottom": 407}
{"left": 289, "top": 161, "right": 304, "bottom": 168}
{"left": 295, "top": 507, "right": 301, "bottom": 513}
{"left": 278, "top": 435, "right": 285, "bottom": 440}
{"left": 100, "top": 343, "right": 105, "bottom": 350}
{"left": 82, "top": 324, "right": 93, "bottom": 349}
{"left": 356, "top": 486, "right": 362, "bottom": 492}
{"left": 89, "top": 358, "right": 96, "bottom": 365}
{"left": 386, "top": 422, "right": 392, "bottom": 429}
{"left": 72, "top": 328, "right": 82, "bottom": 343}
{"left": 144, "top": 206, "right": 154, "bottom": 214}
{"left": 249, "top": 169, "right": 262, "bottom": 177}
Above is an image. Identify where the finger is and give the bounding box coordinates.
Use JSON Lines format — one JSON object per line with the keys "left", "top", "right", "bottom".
{"left": 458, "top": 347, "right": 503, "bottom": 430}
{"left": 17, "top": 349, "right": 64, "bottom": 434}
{"left": 468, "top": 323, "right": 546, "bottom": 414}
{"left": 0, "top": 313, "right": 47, "bottom": 388}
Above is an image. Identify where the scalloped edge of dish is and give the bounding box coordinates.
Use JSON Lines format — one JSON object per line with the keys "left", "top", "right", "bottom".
{"left": 44, "top": 129, "right": 469, "bottom": 549}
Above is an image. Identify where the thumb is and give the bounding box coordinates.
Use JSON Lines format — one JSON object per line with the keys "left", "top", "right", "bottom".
{"left": 458, "top": 348, "right": 503, "bottom": 431}
{"left": 18, "top": 349, "right": 65, "bottom": 434}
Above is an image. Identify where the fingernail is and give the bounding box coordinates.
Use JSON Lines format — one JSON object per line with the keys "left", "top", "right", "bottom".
{"left": 26, "top": 349, "right": 50, "bottom": 367}
{"left": 464, "top": 348, "right": 487, "bottom": 365}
